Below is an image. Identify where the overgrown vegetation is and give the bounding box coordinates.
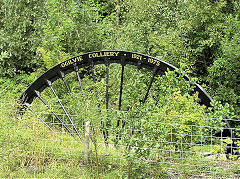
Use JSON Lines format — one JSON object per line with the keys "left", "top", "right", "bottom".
{"left": 1, "top": 64, "right": 238, "bottom": 178}
{"left": 0, "top": 0, "right": 239, "bottom": 116}
{"left": 0, "top": 0, "right": 239, "bottom": 178}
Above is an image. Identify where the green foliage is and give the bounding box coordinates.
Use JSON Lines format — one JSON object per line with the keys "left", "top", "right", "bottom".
{"left": 1, "top": 0, "right": 240, "bottom": 177}
{"left": 98, "top": 0, "right": 239, "bottom": 115}
{"left": 0, "top": 73, "right": 35, "bottom": 96}
{"left": 0, "top": 0, "right": 46, "bottom": 76}
{"left": 207, "top": 16, "right": 240, "bottom": 116}
{"left": 106, "top": 68, "right": 226, "bottom": 177}
{"left": 0, "top": 0, "right": 239, "bottom": 115}
{"left": 0, "top": 64, "right": 238, "bottom": 178}
{"left": 0, "top": 92, "right": 125, "bottom": 178}
{"left": 37, "top": 0, "right": 104, "bottom": 70}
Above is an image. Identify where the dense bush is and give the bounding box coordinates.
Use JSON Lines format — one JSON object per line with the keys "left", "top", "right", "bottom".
{"left": 0, "top": 0, "right": 238, "bottom": 115}
{"left": 0, "top": 0, "right": 239, "bottom": 177}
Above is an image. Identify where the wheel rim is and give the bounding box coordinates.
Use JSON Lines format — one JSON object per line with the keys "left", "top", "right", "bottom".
{"left": 18, "top": 50, "right": 215, "bottom": 142}
{"left": 20, "top": 51, "right": 212, "bottom": 106}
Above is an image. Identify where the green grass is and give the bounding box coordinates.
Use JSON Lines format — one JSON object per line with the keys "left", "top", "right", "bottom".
{"left": 0, "top": 95, "right": 127, "bottom": 178}
{"left": 1, "top": 90, "right": 240, "bottom": 178}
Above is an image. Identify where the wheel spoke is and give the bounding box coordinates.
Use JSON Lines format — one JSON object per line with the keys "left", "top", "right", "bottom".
{"left": 105, "top": 60, "right": 109, "bottom": 110}
{"left": 104, "top": 59, "right": 110, "bottom": 144}
{"left": 34, "top": 90, "right": 75, "bottom": 137}
{"left": 46, "top": 80, "right": 83, "bottom": 142}
{"left": 74, "top": 64, "right": 84, "bottom": 91}
{"left": 89, "top": 61, "right": 108, "bottom": 143}
{"left": 117, "top": 59, "right": 125, "bottom": 140}
{"left": 137, "top": 60, "right": 142, "bottom": 71}
{"left": 118, "top": 64, "right": 124, "bottom": 111}
{"left": 59, "top": 71, "right": 71, "bottom": 95}
{"left": 142, "top": 66, "right": 158, "bottom": 103}
{"left": 25, "top": 103, "right": 54, "bottom": 132}
{"left": 155, "top": 95, "right": 160, "bottom": 106}
{"left": 19, "top": 51, "right": 218, "bottom": 151}
{"left": 90, "top": 63, "right": 96, "bottom": 83}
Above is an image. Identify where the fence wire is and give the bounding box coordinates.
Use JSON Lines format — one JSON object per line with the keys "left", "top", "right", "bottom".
{"left": 1, "top": 102, "right": 240, "bottom": 178}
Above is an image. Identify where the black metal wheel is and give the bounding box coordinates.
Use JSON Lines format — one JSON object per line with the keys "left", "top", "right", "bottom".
{"left": 19, "top": 51, "right": 216, "bottom": 143}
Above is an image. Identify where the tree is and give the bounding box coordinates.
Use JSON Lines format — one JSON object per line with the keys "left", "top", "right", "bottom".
{"left": 208, "top": 16, "right": 240, "bottom": 116}
{"left": 0, "top": 0, "right": 46, "bottom": 76}
{"left": 38, "top": 0, "right": 107, "bottom": 70}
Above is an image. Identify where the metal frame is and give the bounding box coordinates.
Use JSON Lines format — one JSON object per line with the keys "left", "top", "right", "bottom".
{"left": 18, "top": 51, "right": 235, "bottom": 147}
{"left": 20, "top": 51, "right": 212, "bottom": 106}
